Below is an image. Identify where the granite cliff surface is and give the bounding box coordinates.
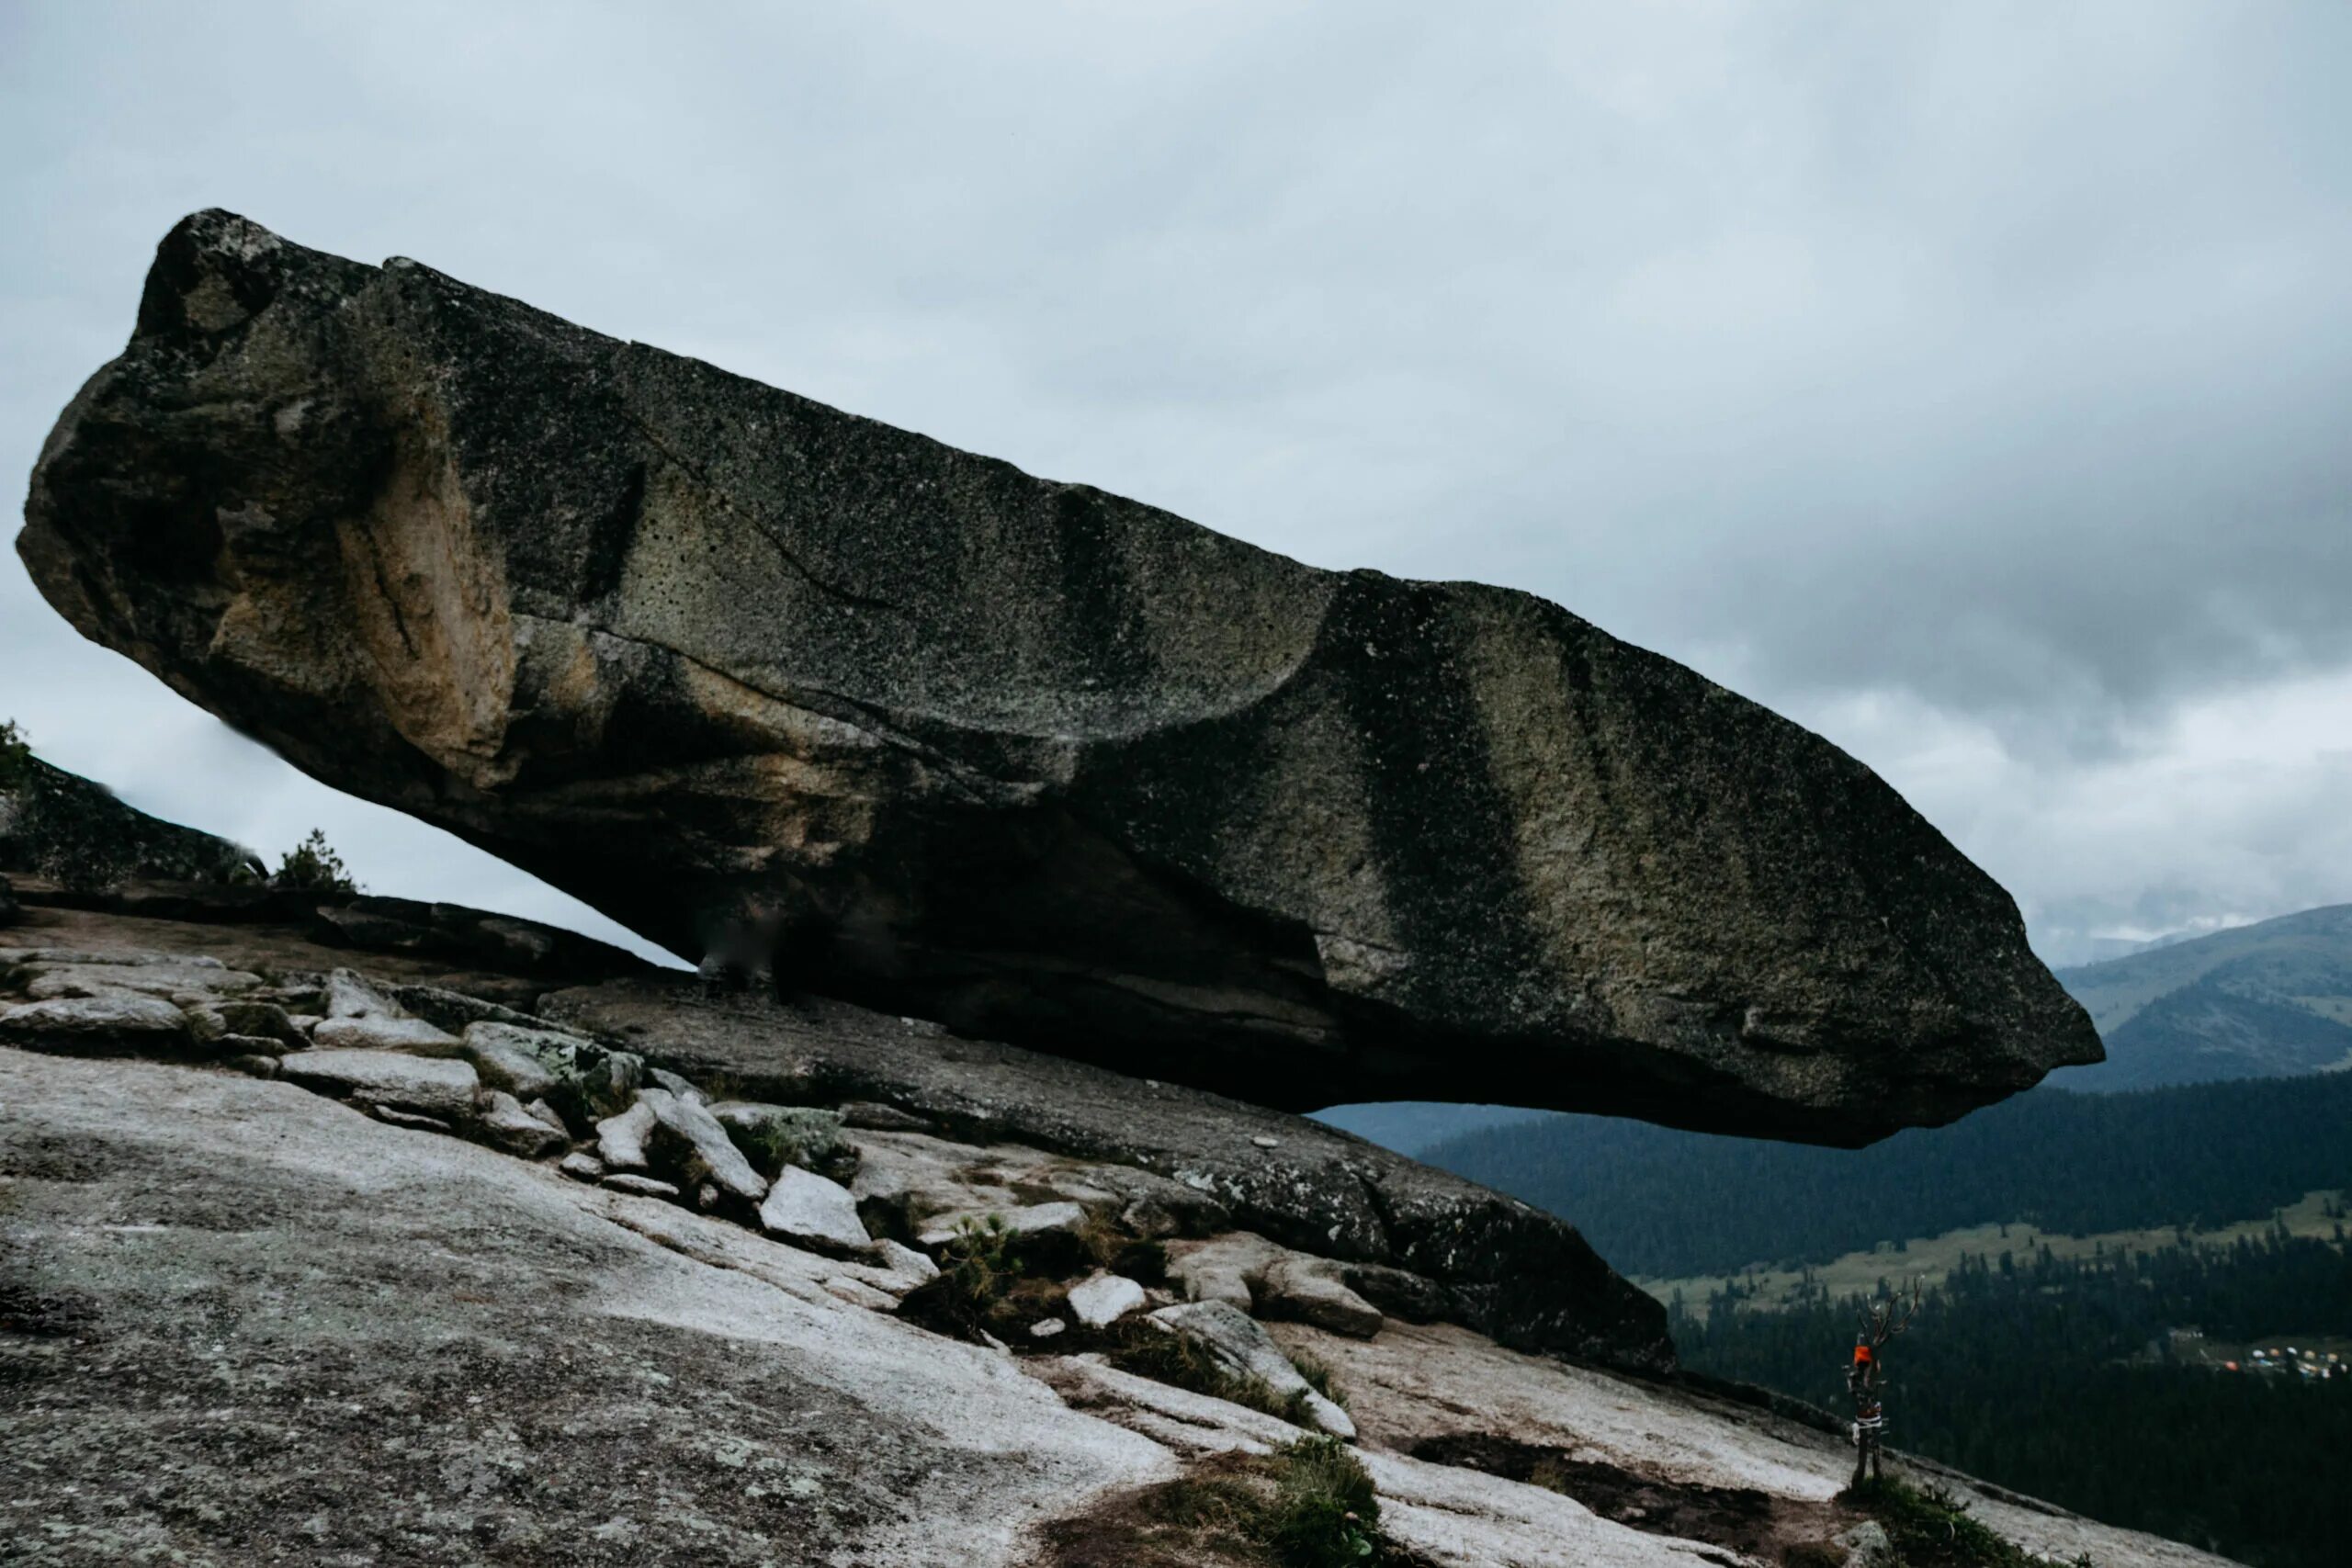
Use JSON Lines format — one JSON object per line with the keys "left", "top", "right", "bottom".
{"left": 17, "top": 211, "right": 2099, "bottom": 1144}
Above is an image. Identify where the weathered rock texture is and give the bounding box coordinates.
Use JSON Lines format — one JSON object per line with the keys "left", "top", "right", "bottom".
{"left": 0, "top": 752, "right": 261, "bottom": 889}
{"left": 18, "top": 210, "right": 2098, "bottom": 1142}
{"left": 0, "top": 1006, "right": 2227, "bottom": 1566}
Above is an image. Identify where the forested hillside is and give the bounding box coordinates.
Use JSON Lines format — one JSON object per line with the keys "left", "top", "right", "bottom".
{"left": 1421, "top": 1070, "right": 2352, "bottom": 1280}
{"left": 1676, "top": 1230, "right": 2352, "bottom": 1568}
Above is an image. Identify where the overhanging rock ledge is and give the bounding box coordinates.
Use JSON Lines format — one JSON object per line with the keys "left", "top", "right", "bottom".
{"left": 17, "top": 209, "right": 2099, "bottom": 1144}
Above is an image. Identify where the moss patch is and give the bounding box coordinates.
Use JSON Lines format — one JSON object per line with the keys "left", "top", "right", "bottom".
{"left": 1038, "top": 1439, "right": 1418, "bottom": 1568}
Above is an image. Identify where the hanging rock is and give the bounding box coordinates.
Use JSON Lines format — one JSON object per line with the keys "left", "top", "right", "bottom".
{"left": 17, "top": 210, "right": 2101, "bottom": 1145}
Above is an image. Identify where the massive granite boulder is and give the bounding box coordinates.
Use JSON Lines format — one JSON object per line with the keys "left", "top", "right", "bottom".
{"left": 17, "top": 210, "right": 2098, "bottom": 1143}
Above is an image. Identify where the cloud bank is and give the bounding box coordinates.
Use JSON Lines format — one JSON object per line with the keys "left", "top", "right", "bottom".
{"left": 5, "top": 1, "right": 2346, "bottom": 965}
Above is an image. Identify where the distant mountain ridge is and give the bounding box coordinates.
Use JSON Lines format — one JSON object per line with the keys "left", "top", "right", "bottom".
{"left": 2048, "top": 902, "right": 2352, "bottom": 1089}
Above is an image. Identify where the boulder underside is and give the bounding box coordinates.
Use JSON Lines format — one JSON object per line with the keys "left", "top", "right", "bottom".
{"left": 17, "top": 210, "right": 2099, "bottom": 1143}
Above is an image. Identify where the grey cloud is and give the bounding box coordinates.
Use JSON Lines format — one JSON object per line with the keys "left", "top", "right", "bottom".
{"left": 4, "top": 0, "right": 2347, "bottom": 956}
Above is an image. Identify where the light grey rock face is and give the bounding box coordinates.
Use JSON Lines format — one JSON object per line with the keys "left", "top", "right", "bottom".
{"left": 711, "top": 1100, "right": 854, "bottom": 1180}
{"left": 916, "top": 1201, "right": 1086, "bottom": 1250}
{"left": 595, "top": 1098, "right": 658, "bottom": 1171}
{"left": 1837, "top": 1520, "right": 1897, "bottom": 1568}
{"left": 277, "top": 1047, "right": 480, "bottom": 1118}
{"left": 0, "top": 992, "right": 192, "bottom": 1055}
{"left": 759, "top": 1166, "right": 872, "bottom": 1255}
{"left": 458, "top": 1021, "right": 567, "bottom": 1099}
{"left": 4, "top": 1046, "right": 2232, "bottom": 1568}
{"left": 324, "top": 967, "right": 403, "bottom": 1020}
{"left": 17, "top": 210, "right": 2100, "bottom": 1145}
{"left": 599, "top": 1172, "right": 680, "bottom": 1200}
{"left": 476, "top": 1089, "right": 569, "bottom": 1158}
{"left": 311, "top": 1014, "right": 458, "bottom": 1053}
{"left": 639, "top": 1087, "right": 768, "bottom": 1205}
{"left": 1259, "top": 1255, "right": 1384, "bottom": 1339}
{"left": 1162, "top": 1233, "right": 1381, "bottom": 1337}
{"left": 1145, "top": 1301, "right": 1354, "bottom": 1438}
{"left": 555, "top": 983, "right": 1675, "bottom": 1371}
{"left": 187, "top": 998, "right": 304, "bottom": 1050}
{"left": 1065, "top": 1273, "right": 1148, "bottom": 1329}
{"left": 24, "top": 958, "right": 259, "bottom": 1003}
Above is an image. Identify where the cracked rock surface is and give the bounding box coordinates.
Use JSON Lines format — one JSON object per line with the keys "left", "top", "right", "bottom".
{"left": 0, "top": 897, "right": 2226, "bottom": 1568}
{"left": 17, "top": 209, "right": 2098, "bottom": 1144}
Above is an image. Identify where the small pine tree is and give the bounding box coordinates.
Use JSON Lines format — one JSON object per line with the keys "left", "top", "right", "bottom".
{"left": 0, "top": 718, "right": 30, "bottom": 789}
{"left": 273, "top": 829, "right": 357, "bottom": 894}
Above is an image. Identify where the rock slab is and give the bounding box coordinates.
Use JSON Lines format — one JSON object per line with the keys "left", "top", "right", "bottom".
{"left": 17, "top": 210, "right": 2100, "bottom": 1143}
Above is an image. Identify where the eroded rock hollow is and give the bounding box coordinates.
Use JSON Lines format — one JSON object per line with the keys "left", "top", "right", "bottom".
{"left": 18, "top": 211, "right": 2098, "bottom": 1142}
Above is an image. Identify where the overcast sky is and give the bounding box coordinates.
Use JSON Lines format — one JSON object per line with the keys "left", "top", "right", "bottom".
{"left": 4, "top": 2, "right": 2347, "bottom": 967}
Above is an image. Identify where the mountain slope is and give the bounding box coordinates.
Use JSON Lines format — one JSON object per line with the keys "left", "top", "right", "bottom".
{"left": 2052, "top": 903, "right": 2352, "bottom": 1046}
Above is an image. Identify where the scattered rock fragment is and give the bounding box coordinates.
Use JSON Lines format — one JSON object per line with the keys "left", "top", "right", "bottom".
{"left": 601, "top": 1173, "right": 680, "bottom": 1200}
{"left": 458, "top": 1022, "right": 569, "bottom": 1099}
{"left": 1029, "top": 1318, "right": 1066, "bottom": 1340}
{"left": 648, "top": 1066, "right": 703, "bottom": 1102}
{"left": 840, "top": 1100, "right": 930, "bottom": 1133}
{"left": 277, "top": 1048, "right": 480, "bottom": 1118}
{"left": 558, "top": 1152, "right": 605, "bottom": 1183}
{"left": 711, "top": 1101, "right": 854, "bottom": 1181}
{"left": 312, "top": 1014, "right": 459, "bottom": 1053}
{"left": 760, "top": 1167, "right": 872, "bottom": 1255}
{"left": 916, "top": 1201, "right": 1086, "bottom": 1250}
{"left": 868, "top": 1240, "right": 940, "bottom": 1292}
{"left": 372, "top": 1106, "right": 455, "bottom": 1133}
{"left": 824, "top": 1276, "right": 898, "bottom": 1311}
{"left": 596, "top": 1099, "right": 659, "bottom": 1171}
{"left": 1067, "top": 1273, "right": 1148, "bottom": 1329}
{"left": 477, "top": 1089, "right": 570, "bottom": 1158}
{"left": 1260, "top": 1255, "right": 1384, "bottom": 1339}
{"left": 186, "top": 999, "right": 305, "bottom": 1051}
{"left": 1145, "top": 1301, "right": 1354, "bottom": 1438}
{"left": 1835, "top": 1520, "right": 1896, "bottom": 1567}
{"left": 639, "top": 1088, "right": 767, "bottom": 1205}
{"left": 25, "top": 958, "right": 260, "bottom": 1002}
{"left": 324, "top": 967, "right": 404, "bottom": 1020}
{"left": 0, "top": 992, "right": 193, "bottom": 1055}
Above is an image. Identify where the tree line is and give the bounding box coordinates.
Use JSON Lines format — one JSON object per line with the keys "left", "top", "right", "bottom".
{"left": 1672, "top": 1230, "right": 2352, "bottom": 1568}
{"left": 1422, "top": 1069, "right": 2352, "bottom": 1280}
